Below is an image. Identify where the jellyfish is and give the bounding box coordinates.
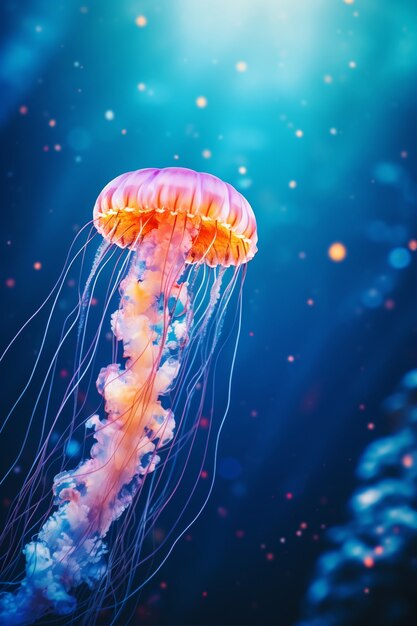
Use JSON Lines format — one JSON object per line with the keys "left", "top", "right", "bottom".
{"left": 0, "top": 167, "right": 257, "bottom": 625}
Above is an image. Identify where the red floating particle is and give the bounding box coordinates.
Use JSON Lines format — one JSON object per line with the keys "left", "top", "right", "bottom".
{"left": 136, "top": 605, "right": 148, "bottom": 619}
{"left": 160, "top": 581, "right": 167, "bottom": 590}
{"left": 202, "top": 591, "right": 208, "bottom": 598}
{"left": 374, "top": 546, "right": 384, "bottom": 555}
{"left": 363, "top": 556, "right": 374, "bottom": 568}
{"left": 19, "top": 105, "right": 28, "bottom": 115}
{"left": 285, "top": 492, "right": 293, "bottom": 500}
{"left": 5, "top": 278, "right": 15, "bottom": 288}
{"left": 217, "top": 507, "right": 228, "bottom": 518}
{"left": 266, "top": 552, "right": 274, "bottom": 561}
{"left": 402, "top": 454, "right": 413, "bottom": 468}
{"left": 199, "top": 417, "right": 209, "bottom": 429}
{"left": 33, "top": 261, "right": 42, "bottom": 270}
{"left": 200, "top": 470, "right": 208, "bottom": 479}
{"left": 235, "top": 529, "right": 245, "bottom": 539}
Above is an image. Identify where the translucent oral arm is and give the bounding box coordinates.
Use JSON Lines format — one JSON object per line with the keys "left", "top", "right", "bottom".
{"left": 0, "top": 224, "right": 192, "bottom": 625}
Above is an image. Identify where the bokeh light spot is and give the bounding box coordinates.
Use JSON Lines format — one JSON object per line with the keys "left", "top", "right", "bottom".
{"left": 328, "top": 242, "right": 347, "bottom": 262}
{"left": 135, "top": 16, "right": 147, "bottom": 27}
{"left": 374, "top": 162, "right": 400, "bottom": 185}
{"left": 236, "top": 61, "right": 248, "bottom": 72}
{"left": 218, "top": 457, "right": 242, "bottom": 481}
{"left": 196, "top": 96, "right": 208, "bottom": 108}
{"left": 388, "top": 247, "right": 411, "bottom": 269}
{"left": 362, "top": 288, "right": 383, "bottom": 309}
{"left": 65, "top": 439, "right": 81, "bottom": 457}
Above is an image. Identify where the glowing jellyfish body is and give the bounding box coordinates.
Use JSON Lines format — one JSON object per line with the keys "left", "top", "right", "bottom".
{"left": 0, "top": 167, "right": 257, "bottom": 625}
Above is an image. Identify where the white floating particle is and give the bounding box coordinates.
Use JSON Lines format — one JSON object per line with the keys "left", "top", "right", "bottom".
{"left": 236, "top": 61, "right": 248, "bottom": 73}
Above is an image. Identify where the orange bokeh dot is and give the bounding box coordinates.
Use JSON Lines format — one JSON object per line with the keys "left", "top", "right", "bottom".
{"left": 196, "top": 96, "right": 208, "bottom": 108}
{"left": 33, "top": 261, "right": 42, "bottom": 270}
{"left": 135, "top": 15, "right": 147, "bottom": 27}
{"left": 328, "top": 242, "right": 347, "bottom": 262}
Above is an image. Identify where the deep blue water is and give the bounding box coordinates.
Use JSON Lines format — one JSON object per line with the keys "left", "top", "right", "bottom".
{"left": 0, "top": 1, "right": 416, "bottom": 625}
